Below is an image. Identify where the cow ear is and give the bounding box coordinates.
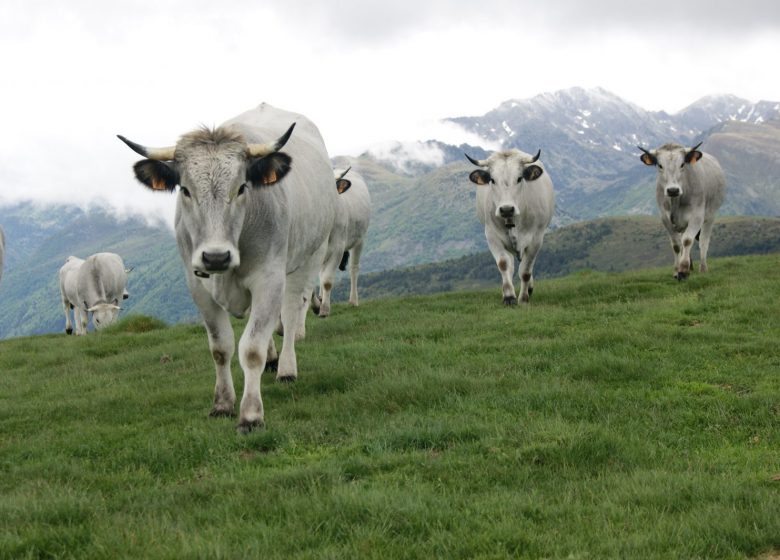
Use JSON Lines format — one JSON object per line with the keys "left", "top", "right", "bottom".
{"left": 640, "top": 153, "right": 657, "bottom": 166}
{"left": 523, "top": 165, "right": 544, "bottom": 181}
{"left": 247, "top": 152, "right": 292, "bottom": 186}
{"left": 336, "top": 179, "right": 352, "bottom": 194}
{"left": 133, "top": 160, "right": 179, "bottom": 192}
{"left": 685, "top": 149, "right": 703, "bottom": 165}
{"left": 469, "top": 170, "right": 491, "bottom": 185}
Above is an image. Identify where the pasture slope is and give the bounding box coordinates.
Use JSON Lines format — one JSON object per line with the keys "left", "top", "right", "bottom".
{"left": 0, "top": 254, "right": 778, "bottom": 559}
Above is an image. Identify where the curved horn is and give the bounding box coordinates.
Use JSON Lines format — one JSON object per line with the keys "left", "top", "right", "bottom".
{"left": 637, "top": 145, "right": 653, "bottom": 156}
{"left": 689, "top": 141, "right": 703, "bottom": 152}
{"left": 465, "top": 153, "right": 487, "bottom": 167}
{"left": 529, "top": 149, "right": 541, "bottom": 163}
{"left": 337, "top": 166, "right": 352, "bottom": 181}
{"left": 117, "top": 135, "right": 176, "bottom": 161}
{"left": 247, "top": 122, "right": 296, "bottom": 157}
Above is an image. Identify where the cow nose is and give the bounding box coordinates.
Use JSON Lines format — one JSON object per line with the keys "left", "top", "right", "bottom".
{"left": 202, "top": 250, "right": 231, "bottom": 271}
{"left": 499, "top": 205, "right": 516, "bottom": 218}
{"left": 666, "top": 187, "right": 681, "bottom": 197}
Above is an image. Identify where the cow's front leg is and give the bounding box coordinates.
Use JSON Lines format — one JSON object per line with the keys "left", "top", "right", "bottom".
{"left": 203, "top": 310, "right": 236, "bottom": 418}
{"left": 237, "top": 280, "right": 284, "bottom": 433}
{"left": 77, "top": 307, "right": 88, "bottom": 335}
{"left": 668, "top": 232, "right": 683, "bottom": 279}
{"left": 677, "top": 219, "right": 703, "bottom": 280}
{"left": 486, "top": 231, "right": 516, "bottom": 305}
{"left": 518, "top": 239, "right": 542, "bottom": 303}
{"left": 62, "top": 300, "right": 73, "bottom": 335}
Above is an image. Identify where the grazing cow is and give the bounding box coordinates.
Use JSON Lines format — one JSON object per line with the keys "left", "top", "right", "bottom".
{"left": 465, "top": 149, "right": 555, "bottom": 304}
{"left": 312, "top": 166, "right": 372, "bottom": 316}
{"left": 0, "top": 227, "right": 4, "bottom": 285}
{"left": 59, "top": 253, "right": 127, "bottom": 335}
{"left": 118, "top": 103, "right": 337, "bottom": 433}
{"left": 639, "top": 142, "right": 726, "bottom": 280}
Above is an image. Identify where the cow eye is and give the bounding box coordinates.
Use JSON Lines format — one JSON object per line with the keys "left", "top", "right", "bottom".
{"left": 179, "top": 186, "right": 191, "bottom": 198}
{"left": 658, "top": 164, "right": 664, "bottom": 170}
{"left": 517, "top": 176, "right": 523, "bottom": 183}
{"left": 680, "top": 163, "right": 685, "bottom": 169}
{"left": 237, "top": 183, "right": 247, "bottom": 197}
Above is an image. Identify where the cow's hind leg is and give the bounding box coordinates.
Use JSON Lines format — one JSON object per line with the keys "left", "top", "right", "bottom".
{"left": 348, "top": 241, "right": 364, "bottom": 307}
{"left": 317, "top": 246, "right": 341, "bottom": 318}
{"left": 698, "top": 220, "right": 715, "bottom": 273}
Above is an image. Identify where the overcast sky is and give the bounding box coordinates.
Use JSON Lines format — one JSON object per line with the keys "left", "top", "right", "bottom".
{"left": 1, "top": 0, "right": 779, "bottom": 224}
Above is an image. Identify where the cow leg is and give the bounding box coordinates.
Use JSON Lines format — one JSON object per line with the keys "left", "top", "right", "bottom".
{"left": 318, "top": 255, "right": 339, "bottom": 318}
{"left": 698, "top": 219, "right": 715, "bottom": 273}
{"left": 486, "top": 232, "right": 516, "bottom": 305}
{"left": 77, "top": 307, "right": 88, "bottom": 335}
{"left": 348, "top": 241, "right": 364, "bottom": 307}
{"left": 236, "top": 277, "right": 284, "bottom": 432}
{"left": 668, "top": 233, "right": 683, "bottom": 279}
{"left": 519, "top": 238, "right": 542, "bottom": 303}
{"left": 62, "top": 299, "right": 73, "bottom": 335}
{"left": 677, "top": 219, "right": 704, "bottom": 280}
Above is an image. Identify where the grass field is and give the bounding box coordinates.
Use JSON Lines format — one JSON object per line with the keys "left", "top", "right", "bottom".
{"left": 1, "top": 254, "right": 779, "bottom": 559}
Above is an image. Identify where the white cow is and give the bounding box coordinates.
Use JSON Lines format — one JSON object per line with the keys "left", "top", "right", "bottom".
{"left": 312, "top": 166, "right": 372, "bottom": 316}
{"left": 59, "top": 253, "right": 127, "bottom": 335}
{"left": 119, "top": 103, "right": 337, "bottom": 433}
{"left": 639, "top": 142, "right": 726, "bottom": 280}
{"left": 466, "top": 149, "right": 555, "bottom": 304}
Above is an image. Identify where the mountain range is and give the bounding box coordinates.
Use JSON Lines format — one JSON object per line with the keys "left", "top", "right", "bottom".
{"left": 1, "top": 87, "right": 779, "bottom": 338}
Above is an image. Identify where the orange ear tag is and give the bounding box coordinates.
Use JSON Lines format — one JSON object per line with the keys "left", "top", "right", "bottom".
{"left": 264, "top": 170, "right": 278, "bottom": 185}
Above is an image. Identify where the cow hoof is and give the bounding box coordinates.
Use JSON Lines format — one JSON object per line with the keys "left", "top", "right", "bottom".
{"left": 528, "top": 287, "right": 534, "bottom": 298}
{"left": 520, "top": 293, "right": 530, "bottom": 303}
{"left": 65, "top": 328, "right": 73, "bottom": 335}
{"left": 237, "top": 419, "right": 264, "bottom": 434}
{"left": 209, "top": 405, "right": 236, "bottom": 418}
{"left": 276, "top": 373, "right": 297, "bottom": 383}
{"left": 264, "top": 359, "right": 278, "bottom": 373}
{"left": 675, "top": 271, "right": 689, "bottom": 281}
{"left": 318, "top": 311, "right": 330, "bottom": 318}
{"left": 502, "top": 296, "right": 518, "bottom": 306}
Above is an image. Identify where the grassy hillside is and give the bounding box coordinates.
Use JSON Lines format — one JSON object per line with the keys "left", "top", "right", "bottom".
{"left": 1, "top": 255, "right": 778, "bottom": 558}
{"left": 333, "top": 215, "right": 780, "bottom": 301}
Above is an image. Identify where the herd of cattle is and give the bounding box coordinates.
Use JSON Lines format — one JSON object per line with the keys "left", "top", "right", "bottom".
{"left": 0, "top": 103, "right": 726, "bottom": 431}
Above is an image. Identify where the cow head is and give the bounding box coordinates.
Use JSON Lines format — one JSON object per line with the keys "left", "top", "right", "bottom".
{"left": 334, "top": 166, "right": 352, "bottom": 194}
{"left": 118, "top": 124, "right": 295, "bottom": 277}
{"left": 465, "top": 149, "right": 544, "bottom": 226}
{"left": 87, "top": 301, "right": 121, "bottom": 330}
{"left": 639, "top": 142, "right": 703, "bottom": 198}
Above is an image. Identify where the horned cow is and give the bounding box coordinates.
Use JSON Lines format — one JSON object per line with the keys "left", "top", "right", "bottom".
{"left": 119, "top": 103, "right": 338, "bottom": 433}
{"left": 465, "top": 149, "right": 555, "bottom": 304}
{"left": 312, "top": 166, "right": 372, "bottom": 317}
{"left": 638, "top": 142, "right": 726, "bottom": 280}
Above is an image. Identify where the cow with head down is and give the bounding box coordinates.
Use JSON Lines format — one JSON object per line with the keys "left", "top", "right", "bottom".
{"left": 59, "top": 252, "right": 127, "bottom": 335}
{"left": 119, "top": 103, "right": 337, "bottom": 433}
{"left": 465, "top": 148, "right": 555, "bottom": 305}
{"left": 638, "top": 142, "right": 726, "bottom": 280}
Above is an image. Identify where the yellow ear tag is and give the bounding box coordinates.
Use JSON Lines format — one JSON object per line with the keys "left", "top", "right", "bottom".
{"left": 263, "top": 170, "right": 278, "bottom": 185}
{"left": 151, "top": 178, "right": 167, "bottom": 191}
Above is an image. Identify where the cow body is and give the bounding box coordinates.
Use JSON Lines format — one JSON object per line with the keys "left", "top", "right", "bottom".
{"left": 467, "top": 149, "right": 555, "bottom": 304}
{"left": 640, "top": 143, "right": 726, "bottom": 279}
{"left": 58, "top": 253, "right": 126, "bottom": 334}
{"left": 120, "top": 103, "right": 337, "bottom": 432}
{"left": 314, "top": 167, "right": 371, "bottom": 316}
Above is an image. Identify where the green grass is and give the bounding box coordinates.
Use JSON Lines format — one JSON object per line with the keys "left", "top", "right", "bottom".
{"left": 1, "top": 254, "right": 779, "bottom": 559}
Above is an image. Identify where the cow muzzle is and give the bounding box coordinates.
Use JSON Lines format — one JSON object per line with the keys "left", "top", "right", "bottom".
{"left": 193, "top": 246, "right": 240, "bottom": 277}
{"left": 202, "top": 250, "right": 232, "bottom": 272}
{"left": 666, "top": 186, "right": 682, "bottom": 198}
{"left": 497, "top": 204, "right": 518, "bottom": 228}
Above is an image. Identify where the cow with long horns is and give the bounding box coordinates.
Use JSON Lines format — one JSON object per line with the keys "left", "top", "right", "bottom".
{"left": 638, "top": 142, "right": 726, "bottom": 280}
{"left": 119, "top": 103, "right": 337, "bottom": 433}
{"left": 465, "top": 149, "right": 555, "bottom": 305}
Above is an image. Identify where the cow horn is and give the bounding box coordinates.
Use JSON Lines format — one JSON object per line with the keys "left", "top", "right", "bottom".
{"left": 465, "top": 153, "right": 487, "bottom": 167}
{"left": 689, "top": 141, "right": 703, "bottom": 152}
{"left": 117, "top": 135, "right": 176, "bottom": 161}
{"left": 529, "top": 149, "right": 541, "bottom": 163}
{"left": 247, "top": 122, "right": 296, "bottom": 157}
{"left": 637, "top": 145, "right": 653, "bottom": 156}
{"left": 337, "top": 166, "right": 352, "bottom": 181}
